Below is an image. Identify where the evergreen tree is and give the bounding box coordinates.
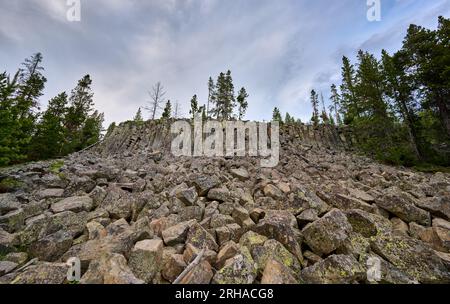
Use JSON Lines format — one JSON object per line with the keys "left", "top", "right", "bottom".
{"left": 272, "top": 107, "right": 283, "bottom": 123}
{"left": 381, "top": 49, "right": 421, "bottom": 160}
{"left": 207, "top": 77, "right": 215, "bottom": 118}
{"left": 63, "top": 75, "right": 95, "bottom": 153}
{"left": 189, "top": 95, "right": 199, "bottom": 119}
{"left": 213, "top": 71, "right": 235, "bottom": 120}
{"left": 320, "top": 92, "right": 329, "bottom": 124}
{"left": 29, "top": 92, "right": 68, "bottom": 160}
{"left": 285, "top": 112, "right": 292, "bottom": 124}
{"left": 162, "top": 100, "right": 172, "bottom": 120}
{"left": 402, "top": 16, "right": 450, "bottom": 138}
{"left": 81, "top": 110, "right": 104, "bottom": 147}
{"left": 14, "top": 53, "right": 47, "bottom": 160}
{"left": 310, "top": 90, "right": 320, "bottom": 127}
{"left": 330, "top": 84, "right": 342, "bottom": 125}
{"left": 236, "top": 87, "right": 249, "bottom": 120}
{"left": 340, "top": 56, "right": 359, "bottom": 123}
{"left": 0, "top": 71, "right": 21, "bottom": 166}
{"left": 105, "top": 122, "right": 116, "bottom": 138}
{"left": 133, "top": 107, "right": 144, "bottom": 122}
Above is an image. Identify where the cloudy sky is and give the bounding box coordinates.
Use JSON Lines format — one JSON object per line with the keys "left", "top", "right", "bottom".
{"left": 1, "top": 0, "right": 449, "bottom": 126}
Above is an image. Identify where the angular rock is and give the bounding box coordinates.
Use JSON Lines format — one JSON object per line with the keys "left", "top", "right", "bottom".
{"left": 251, "top": 239, "right": 302, "bottom": 277}
{"left": 296, "top": 209, "right": 319, "bottom": 227}
{"left": 37, "top": 188, "right": 64, "bottom": 200}
{"left": 261, "top": 259, "right": 298, "bottom": 284}
{"left": 207, "top": 188, "right": 231, "bottom": 202}
{"left": 100, "top": 186, "right": 133, "bottom": 220}
{"left": 300, "top": 254, "right": 365, "bottom": 284}
{"left": 162, "top": 253, "right": 187, "bottom": 283}
{"left": 51, "top": 196, "right": 93, "bottom": 213}
{"left": 213, "top": 247, "right": 257, "bottom": 284}
{"left": 230, "top": 168, "right": 249, "bottom": 181}
{"left": 370, "top": 233, "right": 450, "bottom": 283}
{"left": 11, "top": 263, "right": 69, "bottom": 284}
{"left": 4, "top": 252, "right": 28, "bottom": 266}
{"left": 128, "top": 239, "right": 164, "bottom": 283}
{"left": 177, "top": 187, "right": 198, "bottom": 206}
{"left": 302, "top": 209, "right": 352, "bottom": 256}
{"left": 239, "top": 231, "right": 268, "bottom": 253}
{"left": 232, "top": 205, "right": 250, "bottom": 226}
{"left": 162, "top": 220, "right": 195, "bottom": 246}
{"left": 0, "top": 227, "right": 17, "bottom": 254}
{"left": 29, "top": 230, "right": 73, "bottom": 262}
{"left": 81, "top": 253, "right": 144, "bottom": 284}
{"left": 215, "top": 241, "right": 239, "bottom": 269}
{"left": 331, "top": 194, "right": 375, "bottom": 213}
{"left": 414, "top": 196, "right": 450, "bottom": 221}
{"left": 178, "top": 260, "right": 213, "bottom": 284}
{"left": 0, "top": 193, "right": 20, "bottom": 215}
{"left": 360, "top": 254, "right": 418, "bottom": 284}
{"left": 0, "top": 261, "right": 17, "bottom": 276}
{"left": 433, "top": 218, "right": 450, "bottom": 231}
{"left": 263, "top": 184, "right": 284, "bottom": 200}
{"left": 254, "top": 212, "right": 302, "bottom": 259}
{"left": 193, "top": 175, "right": 220, "bottom": 196}
{"left": 0, "top": 208, "right": 25, "bottom": 233}
{"left": 344, "top": 209, "right": 392, "bottom": 238}
{"left": 183, "top": 243, "right": 217, "bottom": 266}
{"left": 375, "top": 188, "right": 431, "bottom": 226}
{"left": 186, "top": 222, "right": 218, "bottom": 251}
{"left": 391, "top": 217, "right": 409, "bottom": 235}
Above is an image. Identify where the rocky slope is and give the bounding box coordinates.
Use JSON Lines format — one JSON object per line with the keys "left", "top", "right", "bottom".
{"left": 1, "top": 122, "right": 450, "bottom": 284}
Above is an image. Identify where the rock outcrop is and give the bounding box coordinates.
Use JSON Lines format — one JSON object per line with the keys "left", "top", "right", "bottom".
{"left": 0, "top": 121, "right": 449, "bottom": 284}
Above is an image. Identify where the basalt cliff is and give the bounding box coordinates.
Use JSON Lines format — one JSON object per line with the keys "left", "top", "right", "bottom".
{"left": 1, "top": 121, "right": 449, "bottom": 284}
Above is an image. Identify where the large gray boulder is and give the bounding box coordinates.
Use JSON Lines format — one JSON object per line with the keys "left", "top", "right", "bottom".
{"left": 302, "top": 209, "right": 352, "bottom": 256}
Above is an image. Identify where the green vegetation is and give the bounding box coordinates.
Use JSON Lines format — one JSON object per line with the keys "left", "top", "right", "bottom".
{"left": 49, "top": 160, "right": 64, "bottom": 174}
{"left": 312, "top": 16, "right": 450, "bottom": 168}
{"left": 0, "top": 177, "right": 23, "bottom": 193}
{"left": 0, "top": 54, "right": 104, "bottom": 167}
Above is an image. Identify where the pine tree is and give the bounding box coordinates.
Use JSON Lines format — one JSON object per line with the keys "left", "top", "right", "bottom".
{"left": 213, "top": 71, "right": 235, "bottom": 120}
{"left": 236, "top": 87, "right": 249, "bottom": 120}
{"left": 402, "top": 17, "right": 450, "bottom": 139}
{"left": 14, "top": 53, "right": 47, "bottom": 160}
{"left": 340, "top": 56, "right": 359, "bottom": 123}
{"left": 320, "top": 92, "right": 329, "bottom": 124}
{"left": 29, "top": 92, "right": 68, "bottom": 160}
{"left": 162, "top": 100, "right": 172, "bottom": 120}
{"left": 381, "top": 49, "right": 421, "bottom": 160}
{"left": 207, "top": 77, "right": 215, "bottom": 118}
{"left": 285, "top": 112, "right": 292, "bottom": 124}
{"left": 81, "top": 110, "right": 104, "bottom": 147}
{"left": 330, "top": 84, "right": 342, "bottom": 125}
{"left": 105, "top": 122, "right": 116, "bottom": 138}
{"left": 272, "top": 107, "right": 283, "bottom": 123}
{"left": 133, "top": 107, "right": 143, "bottom": 122}
{"left": 189, "top": 95, "right": 199, "bottom": 119}
{"left": 0, "top": 71, "right": 21, "bottom": 166}
{"left": 63, "top": 75, "right": 95, "bottom": 153}
{"left": 310, "top": 90, "right": 320, "bottom": 127}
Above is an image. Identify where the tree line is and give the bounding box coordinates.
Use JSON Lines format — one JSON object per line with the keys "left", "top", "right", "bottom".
{"left": 0, "top": 53, "right": 104, "bottom": 167}
{"left": 274, "top": 16, "right": 449, "bottom": 167}
{"left": 129, "top": 70, "right": 250, "bottom": 125}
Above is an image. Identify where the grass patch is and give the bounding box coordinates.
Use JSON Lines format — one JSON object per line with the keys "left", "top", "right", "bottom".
{"left": 413, "top": 164, "right": 450, "bottom": 174}
{"left": 49, "top": 160, "right": 64, "bottom": 174}
{"left": 0, "top": 177, "right": 23, "bottom": 193}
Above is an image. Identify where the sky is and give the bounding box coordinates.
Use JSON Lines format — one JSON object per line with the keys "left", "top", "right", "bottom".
{"left": 0, "top": 0, "right": 449, "bottom": 127}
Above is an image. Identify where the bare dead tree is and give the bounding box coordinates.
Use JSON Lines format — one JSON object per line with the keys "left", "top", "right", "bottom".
{"left": 145, "top": 82, "right": 166, "bottom": 120}
{"left": 173, "top": 100, "right": 186, "bottom": 119}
